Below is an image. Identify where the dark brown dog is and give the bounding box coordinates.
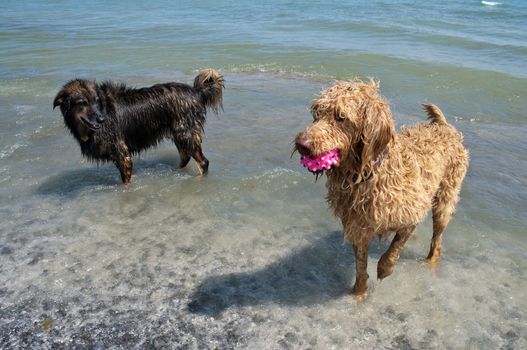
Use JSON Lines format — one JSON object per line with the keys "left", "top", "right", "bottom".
{"left": 53, "top": 69, "right": 224, "bottom": 183}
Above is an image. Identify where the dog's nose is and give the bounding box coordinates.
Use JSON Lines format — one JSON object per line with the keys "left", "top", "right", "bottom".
{"left": 295, "top": 136, "right": 313, "bottom": 156}
{"left": 96, "top": 115, "right": 105, "bottom": 123}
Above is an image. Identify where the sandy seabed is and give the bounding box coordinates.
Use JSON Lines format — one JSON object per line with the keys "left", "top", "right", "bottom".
{"left": 1, "top": 74, "right": 526, "bottom": 349}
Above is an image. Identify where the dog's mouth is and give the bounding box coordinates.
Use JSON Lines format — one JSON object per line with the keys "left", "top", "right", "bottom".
{"left": 80, "top": 117, "right": 101, "bottom": 130}
{"left": 300, "top": 149, "right": 340, "bottom": 175}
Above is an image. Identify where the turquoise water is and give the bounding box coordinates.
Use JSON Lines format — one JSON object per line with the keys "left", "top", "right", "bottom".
{"left": 1, "top": 1, "right": 526, "bottom": 348}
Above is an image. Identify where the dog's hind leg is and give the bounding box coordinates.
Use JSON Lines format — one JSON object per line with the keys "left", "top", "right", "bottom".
{"left": 191, "top": 144, "right": 209, "bottom": 176}
{"left": 377, "top": 225, "right": 416, "bottom": 280}
{"left": 114, "top": 141, "right": 133, "bottom": 184}
{"left": 427, "top": 158, "right": 468, "bottom": 264}
{"left": 174, "top": 141, "right": 191, "bottom": 169}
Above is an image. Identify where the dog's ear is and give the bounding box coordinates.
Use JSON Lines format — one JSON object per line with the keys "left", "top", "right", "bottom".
{"left": 358, "top": 93, "right": 395, "bottom": 175}
{"left": 53, "top": 90, "right": 66, "bottom": 110}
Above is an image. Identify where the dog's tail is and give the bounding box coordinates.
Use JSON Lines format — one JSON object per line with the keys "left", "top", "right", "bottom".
{"left": 194, "top": 69, "right": 225, "bottom": 113}
{"left": 422, "top": 103, "right": 448, "bottom": 125}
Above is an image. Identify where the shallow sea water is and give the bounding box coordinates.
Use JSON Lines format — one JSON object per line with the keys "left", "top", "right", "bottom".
{"left": 1, "top": 72, "right": 526, "bottom": 349}
{"left": 1, "top": 1, "right": 527, "bottom": 349}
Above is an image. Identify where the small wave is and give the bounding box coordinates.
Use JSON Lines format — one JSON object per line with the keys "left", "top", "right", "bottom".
{"left": 223, "top": 63, "right": 332, "bottom": 81}
{"left": 481, "top": 1, "right": 501, "bottom": 6}
{"left": 0, "top": 143, "right": 25, "bottom": 159}
{"left": 14, "top": 105, "right": 37, "bottom": 115}
{"left": 226, "top": 63, "right": 301, "bottom": 76}
{"left": 242, "top": 168, "right": 299, "bottom": 182}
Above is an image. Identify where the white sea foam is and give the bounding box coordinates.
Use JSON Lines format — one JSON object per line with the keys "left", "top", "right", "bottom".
{"left": 0, "top": 143, "right": 25, "bottom": 159}
{"left": 481, "top": 1, "right": 501, "bottom": 6}
{"left": 14, "top": 105, "right": 37, "bottom": 115}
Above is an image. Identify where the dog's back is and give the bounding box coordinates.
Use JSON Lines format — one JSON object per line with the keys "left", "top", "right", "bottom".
{"left": 99, "top": 71, "right": 224, "bottom": 155}
{"left": 373, "top": 105, "right": 468, "bottom": 229}
{"left": 399, "top": 105, "right": 468, "bottom": 197}
{"left": 407, "top": 103, "right": 466, "bottom": 170}
{"left": 97, "top": 82, "right": 198, "bottom": 154}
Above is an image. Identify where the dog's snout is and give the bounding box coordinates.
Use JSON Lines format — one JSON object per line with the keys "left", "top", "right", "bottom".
{"left": 295, "top": 136, "right": 313, "bottom": 156}
{"left": 93, "top": 110, "right": 105, "bottom": 124}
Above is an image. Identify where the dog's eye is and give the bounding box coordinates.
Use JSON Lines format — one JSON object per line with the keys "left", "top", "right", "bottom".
{"left": 337, "top": 113, "right": 346, "bottom": 120}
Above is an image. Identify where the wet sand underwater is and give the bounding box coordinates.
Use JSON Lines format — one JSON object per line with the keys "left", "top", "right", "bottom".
{"left": 1, "top": 73, "right": 526, "bottom": 349}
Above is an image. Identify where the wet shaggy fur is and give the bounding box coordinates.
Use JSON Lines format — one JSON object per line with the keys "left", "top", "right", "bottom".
{"left": 53, "top": 69, "right": 224, "bottom": 183}
{"left": 294, "top": 79, "right": 469, "bottom": 301}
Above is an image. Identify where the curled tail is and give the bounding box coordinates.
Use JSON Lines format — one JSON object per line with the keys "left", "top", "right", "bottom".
{"left": 422, "top": 103, "right": 448, "bottom": 125}
{"left": 194, "top": 69, "right": 225, "bottom": 113}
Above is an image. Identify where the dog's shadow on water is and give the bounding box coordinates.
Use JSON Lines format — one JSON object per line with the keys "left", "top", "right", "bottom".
{"left": 36, "top": 154, "right": 185, "bottom": 197}
{"left": 36, "top": 168, "right": 119, "bottom": 197}
{"left": 188, "top": 231, "right": 387, "bottom": 317}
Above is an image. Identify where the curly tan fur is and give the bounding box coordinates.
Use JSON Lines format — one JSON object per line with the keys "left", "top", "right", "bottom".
{"left": 295, "top": 79, "right": 469, "bottom": 300}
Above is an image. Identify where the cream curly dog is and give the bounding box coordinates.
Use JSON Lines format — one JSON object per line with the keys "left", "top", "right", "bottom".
{"left": 294, "top": 79, "right": 469, "bottom": 301}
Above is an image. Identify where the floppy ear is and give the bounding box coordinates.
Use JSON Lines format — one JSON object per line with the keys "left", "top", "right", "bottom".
{"left": 358, "top": 95, "right": 395, "bottom": 175}
{"left": 53, "top": 90, "right": 66, "bottom": 110}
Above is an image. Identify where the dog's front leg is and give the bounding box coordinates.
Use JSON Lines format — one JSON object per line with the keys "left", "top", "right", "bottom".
{"left": 114, "top": 141, "right": 133, "bottom": 184}
{"left": 377, "top": 225, "right": 416, "bottom": 280}
{"left": 351, "top": 237, "right": 369, "bottom": 302}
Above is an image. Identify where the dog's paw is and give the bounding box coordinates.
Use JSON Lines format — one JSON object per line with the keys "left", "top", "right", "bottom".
{"left": 350, "top": 289, "right": 368, "bottom": 303}
{"left": 425, "top": 257, "right": 441, "bottom": 271}
{"left": 377, "top": 257, "right": 395, "bottom": 280}
{"left": 350, "top": 283, "right": 368, "bottom": 303}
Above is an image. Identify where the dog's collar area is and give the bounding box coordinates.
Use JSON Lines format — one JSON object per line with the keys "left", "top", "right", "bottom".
{"left": 80, "top": 129, "right": 95, "bottom": 143}
{"left": 341, "top": 148, "right": 388, "bottom": 190}
{"left": 341, "top": 170, "right": 373, "bottom": 190}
